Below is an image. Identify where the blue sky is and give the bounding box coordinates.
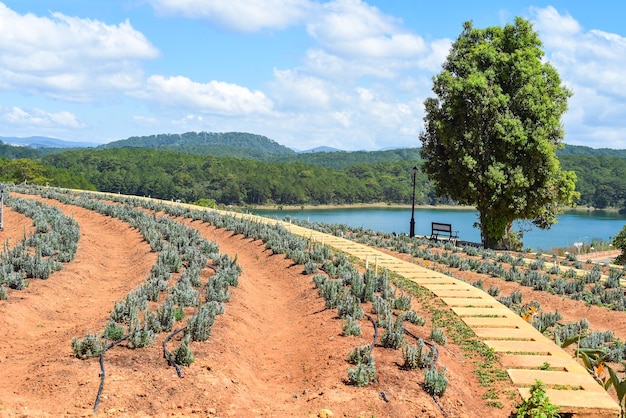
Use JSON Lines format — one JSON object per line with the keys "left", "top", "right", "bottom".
{"left": 1, "top": 1, "right": 625, "bottom": 151}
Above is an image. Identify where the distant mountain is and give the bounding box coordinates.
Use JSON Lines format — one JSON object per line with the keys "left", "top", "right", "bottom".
{"left": 0, "top": 136, "right": 98, "bottom": 148}
{"left": 98, "top": 131, "right": 296, "bottom": 158}
{"left": 298, "top": 146, "right": 342, "bottom": 153}
{"left": 558, "top": 144, "right": 626, "bottom": 158}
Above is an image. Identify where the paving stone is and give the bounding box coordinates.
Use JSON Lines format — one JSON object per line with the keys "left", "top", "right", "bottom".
{"left": 409, "top": 277, "right": 460, "bottom": 285}
{"left": 499, "top": 354, "right": 577, "bottom": 370}
{"left": 472, "top": 327, "right": 542, "bottom": 341}
{"left": 441, "top": 297, "right": 500, "bottom": 307}
{"left": 508, "top": 369, "right": 604, "bottom": 391}
{"left": 273, "top": 220, "right": 621, "bottom": 416}
{"left": 397, "top": 271, "right": 442, "bottom": 278}
{"left": 463, "top": 317, "right": 525, "bottom": 328}
{"left": 419, "top": 282, "right": 478, "bottom": 291}
{"left": 451, "top": 306, "right": 520, "bottom": 318}
{"left": 516, "top": 387, "right": 619, "bottom": 417}
{"left": 485, "top": 340, "right": 567, "bottom": 355}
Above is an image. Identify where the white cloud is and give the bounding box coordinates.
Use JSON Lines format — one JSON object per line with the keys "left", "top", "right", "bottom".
{"left": 147, "top": 0, "right": 313, "bottom": 32}
{"left": 303, "top": 48, "right": 398, "bottom": 79}
{"left": 307, "top": 0, "right": 426, "bottom": 59}
{"left": 420, "top": 38, "right": 451, "bottom": 72}
{"left": 531, "top": 6, "right": 581, "bottom": 39}
{"left": 137, "top": 75, "right": 275, "bottom": 116}
{"left": 240, "top": 0, "right": 439, "bottom": 150}
{"left": 270, "top": 69, "right": 331, "bottom": 109}
{"left": 563, "top": 84, "right": 626, "bottom": 148}
{"left": 531, "top": 6, "right": 626, "bottom": 148}
{"left": 0, "top": 3, "right": 158, "bottom": 100}
{"left": 0, "top": 106, "right": 82, "bottom": 129}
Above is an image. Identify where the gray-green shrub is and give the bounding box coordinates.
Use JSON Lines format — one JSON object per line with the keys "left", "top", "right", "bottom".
{"left": 402, "top": 339, "right": 432, "bottom": 369}
{"left": 425, "top": 366, "right": 448, "bottom": 396}
{"left": 342, "top": 315, "right": 362, "bottom": 336}
{"left": 188, "top": 301, "right": 223, "bottom": 342}
{"left": 347, "top": 345, "right": 372, "bottom": 365}
{"left": 173, "top": 335, "right": 195, "bottom": 366}
{"left": 430, "top": 328, "right": 447, "bottom": 345}
{"left": 71, "top": 333, "right": 105, "bottom": 359}
{"left": 347, "top": 358, "right": 376, "bottom": 386}
{"left": 380, "top": 317, "right": 405, "bottom": 349}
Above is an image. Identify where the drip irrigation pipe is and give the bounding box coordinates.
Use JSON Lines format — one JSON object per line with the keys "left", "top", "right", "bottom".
{"left": 403, "top": 327, "right": 448, "bottom": 418}
{"left": 162, "top": 273, "right": 212, "bottom": 377}
{"left": 163, "top": 327, "right": 188, "bottom": 377}
{"left": 364, "top": 313, "right": 379, "bottom": 351}
{"left": 93, "top": 335, "right": 129, "bottom": 414}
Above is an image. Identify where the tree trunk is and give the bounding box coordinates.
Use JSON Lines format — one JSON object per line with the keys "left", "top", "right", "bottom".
{"left": 482, "top": 234, "right": 499, "bottom": 249}
{"left": 480, "top": 211, "right": 504, "bottom": 249}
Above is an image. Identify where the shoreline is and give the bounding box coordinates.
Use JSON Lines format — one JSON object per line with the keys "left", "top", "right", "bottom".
{"left": 246, "top": 203, "right": 624, "bottom": 213}
{"left": 247, "top": 203, "right": 475, "bottom": 211}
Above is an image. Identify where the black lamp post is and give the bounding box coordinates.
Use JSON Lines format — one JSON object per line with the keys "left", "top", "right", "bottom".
{"left": 0, "top": 184, "right": 4, "bottom": 231}
{"left": 409, "top": 166, "right": 417, "bottom": 238}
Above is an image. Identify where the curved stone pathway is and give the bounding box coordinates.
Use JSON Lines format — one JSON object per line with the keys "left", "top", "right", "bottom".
{"left": 246, "top": 214, "right": 620, "bottom": 417}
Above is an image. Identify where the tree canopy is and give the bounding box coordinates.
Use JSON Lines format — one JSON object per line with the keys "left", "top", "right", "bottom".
{"left": 41, "top": 148, "right": 436, "bottom": 206}
{"left": 419, "top": 18, "right": 579, "bottom": 249}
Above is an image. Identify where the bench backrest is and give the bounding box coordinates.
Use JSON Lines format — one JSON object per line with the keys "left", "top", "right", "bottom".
{"left": 432, "top": 222, "right": 452, "bottom": 232}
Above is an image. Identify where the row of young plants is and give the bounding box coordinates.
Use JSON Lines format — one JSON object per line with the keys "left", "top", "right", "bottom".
{"left": 0, "top": 194, "right": 80, "bottom": 299}
{"left": 413, "top": 249, "right": 626, "bottom": 369}
{"left": 403, "top": 239, "right": 626, "bottom": 415}
{"left": 280, "top": 216, "right": 626, "bottom": 311}
{"left": 14, "top": 185, "right": 461, "bottom": 412}
{"left": 309, "top": 247, "right": 450, "bottom": 402}
{"left": 287, "top": 223, "right": 517, "bottom": 410}
{"left": 13, "top": 186, "right": 523, "bottom": 412}
{"left": 491, "top": 285, "right": 626, "bottom": 416}
{"left": 10, "top": 186, "right": 239, "bottom": 360}
{"left": 8, "top": 185, "right": 244, "bottom": 412}
{"left": 420, "top": 246, "right": 626, "bottom": 311}
{"left": 284, "top": 215, "right": 620, "bottom": 271}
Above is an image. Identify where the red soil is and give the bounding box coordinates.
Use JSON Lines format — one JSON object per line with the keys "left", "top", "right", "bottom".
{"left": 3, "top": 195, "right": 619, "bottom": 417}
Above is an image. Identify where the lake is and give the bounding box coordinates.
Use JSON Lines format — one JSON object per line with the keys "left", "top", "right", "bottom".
{"left": 252, "top": 207, "right": 626, "bottom": 251}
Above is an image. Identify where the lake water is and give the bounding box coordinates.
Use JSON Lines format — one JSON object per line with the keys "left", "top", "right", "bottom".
{"left": 252, "top": 207, "right": 626, "bottom": 251}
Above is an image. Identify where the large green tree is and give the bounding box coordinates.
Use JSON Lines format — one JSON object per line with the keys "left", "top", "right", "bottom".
{"left": 419, "top": 18, "right": 579, "bottom": 249}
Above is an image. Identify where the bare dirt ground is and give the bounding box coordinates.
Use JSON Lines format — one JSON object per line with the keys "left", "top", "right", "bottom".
{"left": 0, "top": 195, "right": 620, "bottom": 417}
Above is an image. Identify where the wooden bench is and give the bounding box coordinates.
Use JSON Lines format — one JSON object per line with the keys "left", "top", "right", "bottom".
{"left": 430, "top": 222, "right": 459, "bottom": 243}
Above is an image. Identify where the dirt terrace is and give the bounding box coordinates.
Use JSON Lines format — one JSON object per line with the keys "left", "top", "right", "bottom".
{"left": 1, "top": 194, "right": 621, "bottom": 417}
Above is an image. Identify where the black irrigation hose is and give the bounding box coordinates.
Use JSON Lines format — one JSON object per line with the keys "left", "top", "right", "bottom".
{"left": 163, "top": 327, "right": 188, "bottom": 377}
{"left": 93, "top": 335, "right": 129, "bottom": 414}
{"left": 360, "top": 312, "right": 446, "bottom": 416}
{"left": 162, "top": 273, "right": 213, "bottom": 377}
{"left": 403, "top": 327, "right": 448, "bottom": 418}
{"left": 364, "top": 313, "right": 379, "bottom": 352}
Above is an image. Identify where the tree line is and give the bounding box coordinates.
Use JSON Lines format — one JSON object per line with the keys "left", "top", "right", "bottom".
{"left": 0, "top": 147, "right": 623, "bottom": 211}
{"left": 38, "top": 148, "right": 443, "bottom": 206}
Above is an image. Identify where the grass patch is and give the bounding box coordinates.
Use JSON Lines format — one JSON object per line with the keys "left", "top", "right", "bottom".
{"left": 392, "top": 274, "right": 513, "bottom": 406}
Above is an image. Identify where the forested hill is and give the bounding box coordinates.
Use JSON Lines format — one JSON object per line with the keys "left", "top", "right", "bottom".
{"left": 95, "top": 131, "right": 421, "bottom": 168}
{"left": 558, "top": 144, "right": 626, "bottom": 158}
{"left": 2, "top": 131, "right": 625, "bottom": 166}
{"left": 97, "top": 131, "right": 296, "bottom": 159}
